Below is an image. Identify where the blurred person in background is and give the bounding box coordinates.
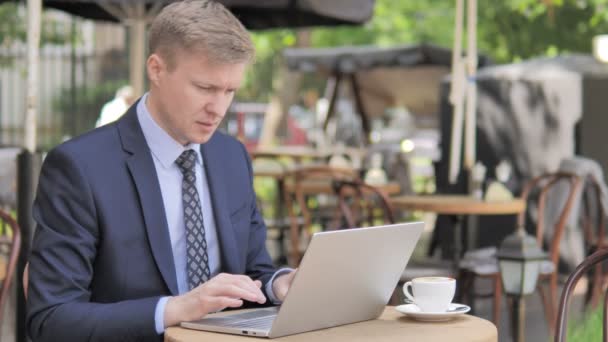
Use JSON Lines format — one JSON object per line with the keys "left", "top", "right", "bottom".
{"left": 95, "top": 85, "right": 136, "bottom": 127}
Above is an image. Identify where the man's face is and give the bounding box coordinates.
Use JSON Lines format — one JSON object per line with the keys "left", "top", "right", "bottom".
{"left": 147, "top": 49, "right": 246, "bottom": 145}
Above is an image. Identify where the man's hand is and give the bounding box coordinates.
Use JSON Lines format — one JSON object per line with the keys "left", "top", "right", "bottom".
{"left": 163, "top": 273, "right": 266, "bottom": 328}
{"left": 272, "top": 269, "right": 297, "bottom": 302}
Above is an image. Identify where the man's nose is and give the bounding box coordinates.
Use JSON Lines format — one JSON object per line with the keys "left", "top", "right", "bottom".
{"left": 205, "top": 93, "right": 231, "bottom": 117}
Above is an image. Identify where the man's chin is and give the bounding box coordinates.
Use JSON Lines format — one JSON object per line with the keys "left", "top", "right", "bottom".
{"left": 190, "top": 133, "right": 214, "bottom": 145}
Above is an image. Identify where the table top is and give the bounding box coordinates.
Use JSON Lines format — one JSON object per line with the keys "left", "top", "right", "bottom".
{"left": 287, "top": 180, "right": 401, "bottom": 196}
{"left": 253, "top": 165, "right": 400, "bottom": 196}
{"left": 253, "top": 163, "right": 356, "bottom": 179}
{"left": 251, "top": 146, "right": 332, "bottom": 160}
{"left": 389, "top": 194, "right": 525, "bottom": 215}
{"left": 165, "top": 306, "right": 497, "bottom": 342}
{"left": 251, "top": 146, "right": 367, "bottom": 161}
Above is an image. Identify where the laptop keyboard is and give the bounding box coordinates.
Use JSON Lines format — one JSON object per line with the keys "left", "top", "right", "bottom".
{"left": 197, "top": 307, "right": 278, "bottom": 330}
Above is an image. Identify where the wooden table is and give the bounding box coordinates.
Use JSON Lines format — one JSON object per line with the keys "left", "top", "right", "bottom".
{"left": 389, "top": 195, "right": 526, "bottom": 265}
{"left": 255, "top": 164, "right": 400, "bottom": 264}
{"left": 390, "top": 195, "right": 525, "bottom": 215}
{"left": 251, "top": 146, "right": 332, "bottom": 162}
{"left": 254, "top": 166, "right": 400, "bottom": 196}
{"left": 165, "top": 306, "right": 497, "bottom": 342}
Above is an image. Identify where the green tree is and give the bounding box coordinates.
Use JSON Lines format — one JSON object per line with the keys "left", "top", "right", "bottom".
{"left": 0, "top": 3, "right": 75, "bottom": 48}
{"left": 239, "top": 0, "right": 608, "bottom": 103}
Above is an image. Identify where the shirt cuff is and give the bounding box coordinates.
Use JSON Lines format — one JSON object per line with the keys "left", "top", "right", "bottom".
{"left": 155, "top": 296, "right": 170, "bottom": 334}
{"left": 265, "top": 268, "right": 294, "bottom": 304}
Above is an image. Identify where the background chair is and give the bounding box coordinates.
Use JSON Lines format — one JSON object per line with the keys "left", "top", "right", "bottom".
{"left": 0, "top": 209, "right": 20, "bottom": 325}
{"left": 333, "top": 179, "right": 395, "bottom": 228}
{"left": 332, "top": 179, "right": 456, "bottom": 304}
{"left": 579, "top": 175, "right": 608, "bottom": 308}
{"left": 459, "top": 172, "right": 582, "bottom": 331}
{"left": 554, "top": 247, "right": 608, "bottom": 342}
{"left": 283, "top": 165, "right": 359, "bottom": 265}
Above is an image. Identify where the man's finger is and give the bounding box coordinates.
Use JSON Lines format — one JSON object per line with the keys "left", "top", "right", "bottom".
{"left": 207, "top": 284, "right": 264, "bottom": 303}
{"left": 206, "top": 296, "right": 244, "bottom": 310}
{"left": 238, "top": 278, "right": 265, "bottom": 302}
{"left": 234, "top": 276, "right": 261, "bottom": 292}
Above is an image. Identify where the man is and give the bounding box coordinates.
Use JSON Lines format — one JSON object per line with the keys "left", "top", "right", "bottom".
{"left": 95, "top": 85, "right": 135, "bottom": 127}
{"left": 27, "top": 1, "right": 295, "bottom": 340}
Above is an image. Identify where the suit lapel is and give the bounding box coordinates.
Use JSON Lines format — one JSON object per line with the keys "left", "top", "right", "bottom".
{"left": 117, "top": 105, "right": 179, "bottom": 295}
{"left": 201, "top": 139, "right": 240, "bottom": 274}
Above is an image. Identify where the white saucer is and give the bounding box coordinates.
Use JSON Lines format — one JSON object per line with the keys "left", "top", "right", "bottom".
{"left": 395, "top": 303, "right": 470, "bottom": 322}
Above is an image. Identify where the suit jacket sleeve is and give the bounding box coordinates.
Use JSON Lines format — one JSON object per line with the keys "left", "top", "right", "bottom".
{"left": 27, "top": 147, "right": 161, "bottom": 342}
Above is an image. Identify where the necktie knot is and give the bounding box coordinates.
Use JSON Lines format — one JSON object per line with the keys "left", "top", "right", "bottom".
{"left": 176, "top": 149, "right": 197, "bottom": 175}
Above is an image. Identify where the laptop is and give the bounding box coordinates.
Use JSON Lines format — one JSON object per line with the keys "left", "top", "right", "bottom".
{"left": 181, "top": 222, "right": 424, "bottom": 338}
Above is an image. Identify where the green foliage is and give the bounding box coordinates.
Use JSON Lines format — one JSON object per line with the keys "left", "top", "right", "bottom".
{"left": 0, "top": 3, "right": 75, "bottom": 47}
{"left": 53, "top": 80, "right": 128, "bottom": 138}
{"left": 568, "top": 305, "right": 602, "bottom": 341}
{"left": 238, "top": 0, "right": 608, "bottom": 103}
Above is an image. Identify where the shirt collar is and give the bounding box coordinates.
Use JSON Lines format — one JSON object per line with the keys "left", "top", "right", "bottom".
{"left": 136, "top": 92, "right": 202, "bottom": 169}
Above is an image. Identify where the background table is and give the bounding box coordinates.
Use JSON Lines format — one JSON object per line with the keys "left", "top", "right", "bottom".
{"left": 165, "top": 306, "right": 497, "bottom": 342}
{"left": 389, "top": 195, "right": 525, "bottom": 215}
{"left": 389, "top": 195, "right": 526, "bottom": 265}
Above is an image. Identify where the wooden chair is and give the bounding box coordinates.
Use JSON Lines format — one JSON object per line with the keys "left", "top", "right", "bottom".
{"left": 459, "top": 172, "right": 582, "bottom": 332}
{"left": 0, "top": 209, "right": 21, "bottom": 323}
{"left": 282, "top": 165, "right": 359, "bottom": 265}
{"left": 579, "top": 175, "right": 608, "bottom": 308}
{"left": 333, "top": 179, "right": 395, "bottom": 228}
{"left": 332, "top": 179, "right": 456, "bottom": 304}
{"left": 554, "top": 247, "right": 608, "bottom": 342}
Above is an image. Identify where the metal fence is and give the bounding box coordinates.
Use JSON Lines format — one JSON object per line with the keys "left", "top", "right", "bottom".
{"left": 0, "top": 43, "right": 128, "bottom": 151}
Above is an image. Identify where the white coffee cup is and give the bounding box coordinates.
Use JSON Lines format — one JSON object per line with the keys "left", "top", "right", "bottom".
{"left": 403, "top": 276, "right": 456, "bottom": 313}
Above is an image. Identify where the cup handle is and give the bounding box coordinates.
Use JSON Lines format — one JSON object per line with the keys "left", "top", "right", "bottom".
{"left": 403, "top": 281, "right": 414, "bottom": 302}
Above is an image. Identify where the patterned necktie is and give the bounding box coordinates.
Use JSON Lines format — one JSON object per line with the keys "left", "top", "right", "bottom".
{"left": 175, "top": 149, "right": 211, "bottom": 289}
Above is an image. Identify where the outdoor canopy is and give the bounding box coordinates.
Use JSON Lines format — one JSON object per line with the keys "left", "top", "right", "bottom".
{"left": 39, "top": 0, "right": 376, "bottom": 28}
{"left": 283, "top": 43, "right": 491, "bottom": 142}
{"left": 7, "top": 0, "right": 376, "bottom": 98}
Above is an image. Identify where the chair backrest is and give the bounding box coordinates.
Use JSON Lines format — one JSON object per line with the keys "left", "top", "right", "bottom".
{"left": 0, "top": 209, "right": 21, "bottom": 323}
{"left": 581, "top": 175, "right": 607, "bottom": 250}
{"left": 282, "top": 165, "right": 359, "bottom": 265}
{"left": 517, "top": 172, "right": 582, "bottom": 268}
{"left": 333, "top": 179, "right": 395, "bottom": 228}
{"left": 580, "top": 176, "right": 608, "bottom": 308}
{"left": 284, "top": 165, "right": 360, "bottom": 231}
{"left": 554, "top": 248, "right": 608, "bottom": 342}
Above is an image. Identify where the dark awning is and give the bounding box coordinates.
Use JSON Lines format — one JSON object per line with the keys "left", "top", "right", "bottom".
{"left": 282, "top": 44, "right": 491, "bottom": 122}
{"left": 284, "top": 44, "right": 490, "bottom": 73}
{"left": 16, "top": 0, "right": 375, "bottom": 29}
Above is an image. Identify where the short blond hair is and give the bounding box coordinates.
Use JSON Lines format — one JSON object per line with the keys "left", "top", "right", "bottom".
{"left": 149, "top": 0, "right": 254, "bottom": 69}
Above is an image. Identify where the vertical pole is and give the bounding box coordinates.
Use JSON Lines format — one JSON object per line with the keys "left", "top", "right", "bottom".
{"left": 129, "top": 5, "right": 146, "bottom": 97}
{"left": 448, "top": 0, "right": 465, "bottom": 184}
{"left": 25, "top": 0, "right": 41, "bottom": 153}
{"left": 70, "top": 18, "right": 77, "bottom": 137}
{"left": 17, "top": 152, "right": 35, "bottom": 342}
{"left": 19, "top": 0, "right": 42, "bottom": 340}
{"left": 511, "top": 296, "right": 526, "bottom": 342}
{"left": 463, "top": 0, "right": 478, "bottom": 170}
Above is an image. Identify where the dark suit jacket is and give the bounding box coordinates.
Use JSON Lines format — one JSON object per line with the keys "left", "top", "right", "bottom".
{"left": 26, "top": 103, "right": 276, "bottom": 341}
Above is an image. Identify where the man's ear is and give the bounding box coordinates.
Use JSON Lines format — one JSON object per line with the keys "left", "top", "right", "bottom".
{"left": 147, "top": 53, "right": 165, "bottom": 86}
